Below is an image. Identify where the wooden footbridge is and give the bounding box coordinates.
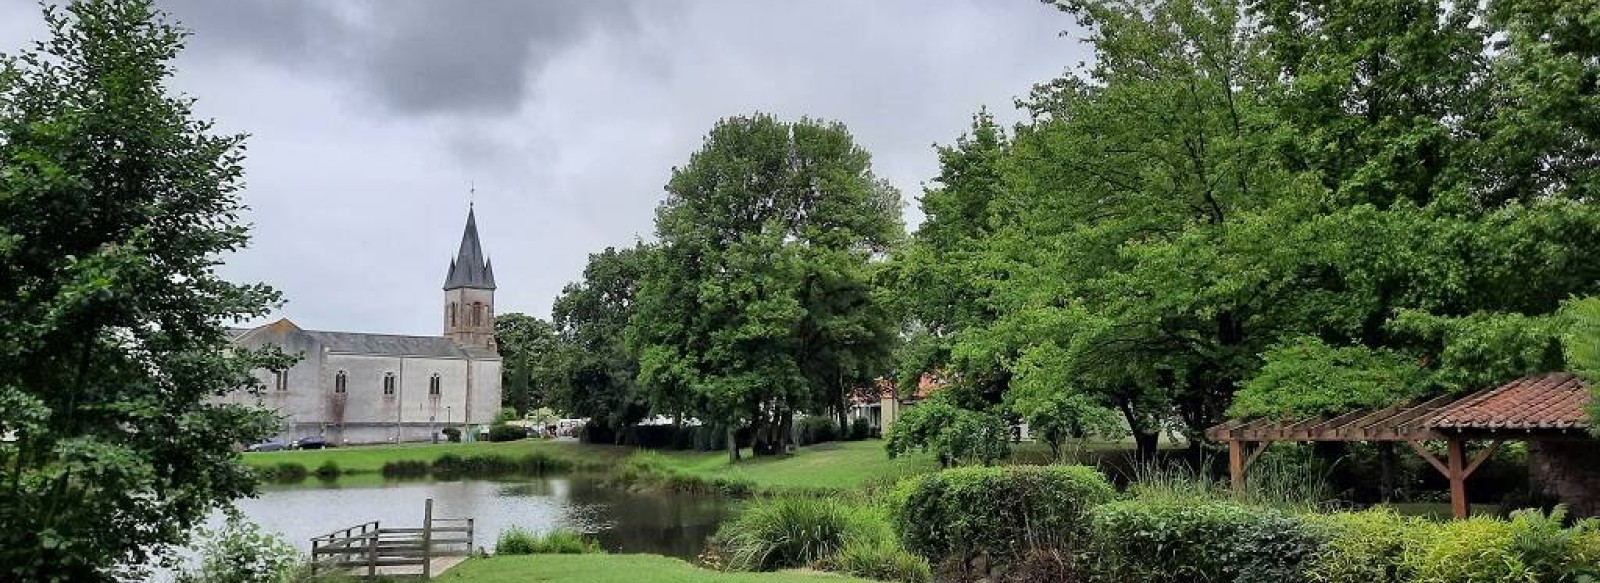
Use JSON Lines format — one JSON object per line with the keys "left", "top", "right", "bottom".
{"left": 307, "top": 499, "right": 474, "bottom": 579}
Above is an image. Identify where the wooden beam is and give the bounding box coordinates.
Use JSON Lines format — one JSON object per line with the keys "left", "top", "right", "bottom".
{"left": 1406, "top": 440, "right": 1449, "bottom": 477}
{"left": 1463, "top": 438, "right": 1505, "bottom": 478}
{"left": 1244, "top": 440, "right": 1272, "bottom": 470}
{"left": 1447, "top": 438, "right": 1469, "bottom": 519}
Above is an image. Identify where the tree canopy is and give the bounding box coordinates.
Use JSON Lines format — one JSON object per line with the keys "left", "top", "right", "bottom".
{"left": 0, "top": 1, "right": 283, "bottom": 578}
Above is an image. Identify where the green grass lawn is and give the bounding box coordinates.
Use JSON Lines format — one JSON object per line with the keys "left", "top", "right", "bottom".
{"left": 643, "top": 439, "right": 937, "bottom": 491}
{"left": 241, "top": 439, "right": 630, "bottom": 474}
{"left": 434, "top": 554, "right": 874, "bottom": 583}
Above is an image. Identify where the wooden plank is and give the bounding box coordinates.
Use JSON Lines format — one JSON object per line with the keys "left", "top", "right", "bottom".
{"left": 1229, "top": 440, "right": 1246, "bottom": 492}
{"left": 1448, "top": 438, "right": 1469, "bottom": 519}
{"left": 1406, "top": 440, "right": 1449, "bottom": 477}
{"left": 1463, "top": 438, "right": 1505, "bottom": 478}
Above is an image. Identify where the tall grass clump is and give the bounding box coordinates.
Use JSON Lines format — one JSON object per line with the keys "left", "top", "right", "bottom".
{"left": 717, "top": 496, "right": 889, "bottom": 572}
{"left": 265, "top": 462, "right": 307, "bottom": 483}
{"left": 495, "top": 527, "right": 601, "bottom": 555}
{"left": 1129, "top": 451, "right": 1332, "bottom": 511}
{"left": 829, "top": 538, "right": 932, "bottom": 583}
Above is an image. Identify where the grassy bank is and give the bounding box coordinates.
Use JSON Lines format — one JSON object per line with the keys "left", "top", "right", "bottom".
{"left": 619, "top": 440, "right": 938, "bottom": 494}
{"left": 435, "top": 554, "right": 874, "bottom": 582}
{"left": 242, "top": 439, "right": 629, "bottom": 475}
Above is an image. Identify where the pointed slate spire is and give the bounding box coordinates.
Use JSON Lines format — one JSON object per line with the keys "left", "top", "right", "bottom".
{"left": 443, "top": 206, "right": 496, "bottom": 290}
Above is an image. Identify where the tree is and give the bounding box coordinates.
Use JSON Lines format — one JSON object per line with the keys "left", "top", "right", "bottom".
{"left": 0, "top": 1, "right": 283, "bottom": 579}
{"left": 494, "top": 312, "right": 557, "bottom": 415}
{"left": 551, "top": 245, "right": 651, "bottom": 441}
{"left": 1560, "top": 297, "right": 1600, "bottom": 434}
{"left": 630, "top": 114, "right": 902, "bottom": 462}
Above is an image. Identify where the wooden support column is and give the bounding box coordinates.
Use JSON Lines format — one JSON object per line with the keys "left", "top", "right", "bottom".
{"left": 1229, "top": 439, "right": 1246, "bottom": 492}
{"left": 1447, "top": 438, "right": 1468, "bottom": 519}
{"left": 423, "top": 498, "right": 435, "bottom": 579}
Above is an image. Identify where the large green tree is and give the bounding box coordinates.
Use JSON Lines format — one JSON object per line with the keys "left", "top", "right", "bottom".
{"left": 550, "top": 245, "right": 652, "bottom": 440}
{"left": 629, "top": 114, "right": 902, "bottom": 461}
{"left": 494, "top": 312, "right": 558, "bottom": 415}
{"left": 0, "top": 1, "right": 283, "bottom": 579}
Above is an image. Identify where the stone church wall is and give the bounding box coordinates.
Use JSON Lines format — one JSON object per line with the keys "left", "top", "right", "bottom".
{"left": 1529, "top": 440, "right": 1600, "bottom": 518}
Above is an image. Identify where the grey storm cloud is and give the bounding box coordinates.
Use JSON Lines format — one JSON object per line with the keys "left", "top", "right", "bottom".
{"left": 159, "top": 0, "right": 635, "bottom": 116}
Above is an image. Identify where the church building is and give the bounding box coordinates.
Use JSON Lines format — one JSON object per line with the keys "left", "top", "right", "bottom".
{"left": 224, "top": 208, "right": 503, "bottom": 444}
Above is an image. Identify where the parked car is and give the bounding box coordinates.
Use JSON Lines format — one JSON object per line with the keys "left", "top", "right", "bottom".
{"left": 246, "top": 440, "right": 287, "bottom": 452}
{"left": 292, "top": 436, "right": 329, "bottom": 450}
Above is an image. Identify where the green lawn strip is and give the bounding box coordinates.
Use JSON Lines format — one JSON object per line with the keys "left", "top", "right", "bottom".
{"left": 646, "top": 440, "right": 938, "bottom": 492}
{"left": 434, "top": 554, "right": 875, "bottom": 583}
{"left": 242, "top": 440, "right": 630, "bottom": 474}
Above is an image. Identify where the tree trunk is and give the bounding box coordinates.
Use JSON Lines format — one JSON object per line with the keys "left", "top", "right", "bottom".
{"left": 1378, "top": 442, "right": 1396, "bottom": 502}
{"left": 1133, "top": 431, "right": 1159, "bottom": 461}
{"left": 727, "top": 426, "right": 739, "bottom": 463}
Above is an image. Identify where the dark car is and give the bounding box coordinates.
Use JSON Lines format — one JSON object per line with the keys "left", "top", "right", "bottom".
{"left": 246, "top": 440, "right": 287, "bottom": 452}
{"left": 292, "top": 436, "right": 330, "bottom": 450}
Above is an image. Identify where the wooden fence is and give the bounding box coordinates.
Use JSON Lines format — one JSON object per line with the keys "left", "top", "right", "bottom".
{"left": 308, "top": 499, "right": 473, "bottom": 579}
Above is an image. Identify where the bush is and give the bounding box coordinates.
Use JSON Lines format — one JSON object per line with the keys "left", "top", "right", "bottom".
{"left": 830, "top": 538, "right": 932, "bottom": 583}
{"left": 487, "top": 423, "right": 525, "bottom": 442}
{"left": 176, "top": 515, "right": 302, "bottom": 583}
{"left": 1086, "top": 499, "right": 1323, "bottom": 583}
{"left": 896, "top": 465, "right": 1114, "bottom": 566}
{"left": 1403, "top": 507, "right": 1600, "bottom": 583}
{"left": 885, "top": 401, "right": 1010, "bottom": 467}
{"left": 265, "top": 463, "right": 306, "bottom": 483}
{"left": 380, "top": 460, "right": 429, "bottom": 478}
{"left": 796, "top": 416, "right": 841, "bottom": 446}
{"left": 313, "top": 461, "right": 340, "bottom": 481}
{"left": 1301, "top": 508, "right": 1430, "bottom": 583}
{"left": 848, "top": 417, "right": 873, "bottom": 441}
{"left": 441, "top": 427, "right": 461, "bottom": 442}
{"left": 495, "top": 527, "right": 601, "bottom": 555}
{"left": 718, "top": 497, "right": 864, "bottom": 571}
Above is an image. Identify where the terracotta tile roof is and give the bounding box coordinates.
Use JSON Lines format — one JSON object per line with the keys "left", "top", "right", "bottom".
{"left": 1429, "top": 373, "right": 1592, "bottom": 431}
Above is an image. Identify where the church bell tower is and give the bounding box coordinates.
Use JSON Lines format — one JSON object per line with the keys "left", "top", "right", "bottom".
{"left": 443, "top": 205, "right": 496, "bottom": 350}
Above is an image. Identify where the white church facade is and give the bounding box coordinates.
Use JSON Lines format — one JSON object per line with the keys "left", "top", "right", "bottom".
{"left": 223, "top": 208, "right": 503, "bottom": 444}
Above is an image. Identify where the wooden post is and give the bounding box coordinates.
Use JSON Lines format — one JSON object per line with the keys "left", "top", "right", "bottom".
{"left": 366, "top": 522, "right": 378, "bottom": 577}
{"left": 1228, "top": 439, "right": 1246, "bottom": 492}
{"left": 1447, "top": 438, "right": 1468, "bottom": 519}
{"left": 423, "top": 498, "right": 434, "bottom": 579}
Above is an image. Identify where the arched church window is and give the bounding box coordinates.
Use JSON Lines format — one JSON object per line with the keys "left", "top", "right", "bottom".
{"left": 429, "top": 374, "right": 441, "bottom": 396}
{"left": 335, "top": 371, "right": 347, "bottom": 394}
{"left": 472, "top": 302, "right": 482, "bottom": 326}
{"left": 383, "top": 372, "right": 396, "bottom": 396}
{"left": 450, "top": 302, "right": 457, "bottom": 327}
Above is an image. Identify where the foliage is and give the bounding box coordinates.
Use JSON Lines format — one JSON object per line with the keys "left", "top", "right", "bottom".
{"left": 717, "top": 497, "right": 866, "bottom": 571}
{"left": 1086, "top": 499, "right": 1324, "bottom": 583}
{"left": 442, "top": 427, "right": 462, "bottom": 442}
{"left": 1560, "top": 296, "right": 1600, "bottom": 433}
{"left": 895, "top": 465, "right": 1114, "bottom": 565}
{"left": 0, "top": 1, "right": 287, "bottom": 578}
{"left": 1230, "top": 338, "right": 1431, "bottom": 419}
{"left": 847, "top": 417, "right": 872, "bottom": 441}
{"left": 828, "top": 538, "right": 932, "bottom": 583}
{"left": 494, "top": 313, "right": 559, "bottom": 415}
{"left": 550, "top": 245, "right": 652, "bottom": 440}
{"left": 795, "top": 416, "right": 840, "bottom": 446}
{"left": 487, "top": 424, "right": 526, "bottom": 442}
{"left": 496, "top": 407, "right": 520, "bottom": 423}
{"left": 884, "top": 399, "right": 1010, "bottom": 467}
{"left": 629, "top": 114, "right": 902, "bottom": 460}
{"left": 1300, "top": 508, "right": 1432, "bottom": 583}
{"left": 1005, "top": 357, "right": 1126, "bottom": 459}
{"left": 313, "top": 461, "right": 340, "bottom": 480}
{"left": 496, "top": 527, "right": 602, "bottom": 555}
{"left": 176, "top": 515, "right": 303, "bottom": 583}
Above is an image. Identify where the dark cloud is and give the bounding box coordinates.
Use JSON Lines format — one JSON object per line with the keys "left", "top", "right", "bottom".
{"left": 155, "top": 0, "right": 636, "bottom": 116}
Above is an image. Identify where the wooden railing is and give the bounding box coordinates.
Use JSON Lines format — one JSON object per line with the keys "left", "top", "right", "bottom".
{"left": 308, "top": 499, "right": 473, "bottom": 580}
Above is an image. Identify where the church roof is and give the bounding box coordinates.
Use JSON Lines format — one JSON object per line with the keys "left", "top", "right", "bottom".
{"left": 304, "top": 330, "right": 475, "bottom": 358}
{"left": 443, "top": 206, "right": 496, "bottom": 290}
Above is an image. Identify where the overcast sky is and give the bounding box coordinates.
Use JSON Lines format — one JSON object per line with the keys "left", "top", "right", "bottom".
{"left": 0, "top": 0, "right": 1087, "bottom": 336}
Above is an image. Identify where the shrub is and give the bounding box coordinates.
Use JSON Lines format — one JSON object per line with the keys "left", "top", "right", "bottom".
{"left": 487, "top": 423, "right": 525, "bottom": 442}
{"left": 830, "top": 538, "right": 932, "bottom": 583}
{"left": 885, "top": 401, "right": 1010, "bottom": 467}
{"left": 1404, "top": 507, "right": 1600, "bottom": 583}
{"left": 313, "top": 461, "right": 340, "bottom": 481}
{"left": 1086, "top": 499, "right": 1323, "bottom": 583}
{"left": 495, "top": 527, "right": 602, "bottom": 555}
{"left": 848, "top": 417, "right": 873, "bottom": 441}
{"left": 796, "top": 416, "right": 840, "bottom": 446}
{"left": 380, "top": 459, "right": 429, "bottom": 478}
{"left": 1301, "top": 508, "right": 1431, "bottom": 583}
{"left": 718, "top": 497, "right": 862, "bottom": 571}
{"left": 266, "top": 463, "right": 306, "bottom": 483}
{"left": 441, "top": 427, "right": 461, "bottom": 442}
{"left": 896, "top": 465, "right": 1114, "bottom": 566}
{"left": 176, "top": 515, "right": 302, "bottom": 583}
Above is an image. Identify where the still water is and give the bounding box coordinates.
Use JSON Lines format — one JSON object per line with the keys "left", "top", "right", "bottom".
{"left": 177, "top": 474, "right": 731, "bottom": 567}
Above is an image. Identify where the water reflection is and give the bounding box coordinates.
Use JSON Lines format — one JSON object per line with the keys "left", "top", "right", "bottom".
{"left": 212, "top": 475, "right": 731, "bottom": 559}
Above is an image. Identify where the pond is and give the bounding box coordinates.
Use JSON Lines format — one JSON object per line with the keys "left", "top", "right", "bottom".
{"left": 157, "top": 474, "right": 731, "bottom": 578}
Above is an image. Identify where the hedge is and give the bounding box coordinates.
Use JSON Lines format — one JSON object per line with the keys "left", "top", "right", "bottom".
{"left": 895, "top": 465, "right": 1114, "bottom": 565}
{"left": 1086, "top": 499, "right": 1322, "bottom": 583}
